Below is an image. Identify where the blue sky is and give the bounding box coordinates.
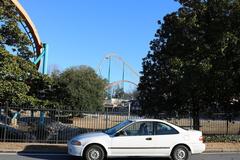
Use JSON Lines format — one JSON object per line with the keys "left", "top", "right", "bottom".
{"left": 19, "top": 0, "right": 180, "bottom": 90}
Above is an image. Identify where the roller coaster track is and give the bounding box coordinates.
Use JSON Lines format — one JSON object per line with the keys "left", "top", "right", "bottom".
{"left": 10, "top": 0, "right": 42, "bottom": 68}
{"left": 97, "top": 53, "right": 139, "bottom": 90}
{"left": 105, "top": 80, "right": 138, "bottom": 89}
{"left": 97, "top": 53, "right": 140, "bottom": 77}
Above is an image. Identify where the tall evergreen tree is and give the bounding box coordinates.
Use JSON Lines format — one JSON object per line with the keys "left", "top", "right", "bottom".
{"left": 138, "top": 0, "right": 240, "bottom": 129}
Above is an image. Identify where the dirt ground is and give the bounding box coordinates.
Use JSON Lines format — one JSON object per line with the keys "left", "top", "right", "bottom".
{"left": 71, "top": 115, "right": 240, "bottom": 135}
{"left": 168, "top": 118, "right": 240, "bottom": 135}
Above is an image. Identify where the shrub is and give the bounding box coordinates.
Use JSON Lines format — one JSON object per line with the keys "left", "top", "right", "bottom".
{"left": 204, "top": 135, "right": 240, "bottom": 143}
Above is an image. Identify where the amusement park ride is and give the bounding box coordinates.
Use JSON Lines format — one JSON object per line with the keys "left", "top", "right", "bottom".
{"left": 9, "top": 0, "right": 48, "bottom": 124}
{"left": 10, "top": 0, "right": 138, "bottom": 111}
{"left": 10, "top": 0, "right": 48, "bottom": 74}
{"left": 96, "top": 53, "right": 140, "bottom": 113}
{"left": 97, "top": 53, "right": 139, "bottom": 111}
{"left": 11, "top": 0, "right": 138, "bottom": 91}
{"left": 97, "top": 53, "right": 139, "bottom": 91}
{"left": 97, "top": 53, "right": 139, "bottom": 103}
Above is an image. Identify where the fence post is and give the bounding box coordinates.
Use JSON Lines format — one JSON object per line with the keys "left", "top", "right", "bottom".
{"left": 189, "top": 110, "right": 192, "bottom": 129}
{"left": 56, "top": 106, "right": 60, "bottom": 144}
{"left": 226, "top": 119, "right": 229, "bottom": 135}
{"left": 31, "top": 109, "right": 34, "bottom": 118}
{"left": 128, "top": 102, "right": 131, "bottom": 118}
{"left": 3, "top": 102, "right": 9, "bottom": 142}
{"left": 105, "top": 109, "right": 108, "bottom": 129}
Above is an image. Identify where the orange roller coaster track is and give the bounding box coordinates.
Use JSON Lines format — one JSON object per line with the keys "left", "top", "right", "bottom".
{"left": 10, "top": 0, "right": 43, "bottom": 68}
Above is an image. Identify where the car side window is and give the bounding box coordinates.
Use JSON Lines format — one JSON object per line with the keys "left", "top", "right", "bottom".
{"left": 154, "top": 122, "right": 179, "bottom": 135}
{"left": 122, "top": 122, "right": 153, "bottom": 136}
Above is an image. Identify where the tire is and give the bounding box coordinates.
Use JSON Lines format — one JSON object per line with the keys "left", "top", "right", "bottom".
{"left": 84, "top": 145, "right": 105, "bottom": 160}
{"left": 171, "top": 145, "right": 191, "bottom": 160}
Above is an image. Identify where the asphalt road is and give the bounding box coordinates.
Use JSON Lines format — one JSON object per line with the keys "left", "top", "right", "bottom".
{"left": 0, "top": 153, "right": 239, "bottom": 160}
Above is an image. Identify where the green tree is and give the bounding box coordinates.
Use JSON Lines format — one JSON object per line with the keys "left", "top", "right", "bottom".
{"left": 112, "top": 85, "right": 139, "bottom": 100}
{"left": 0, "top": 47, "right": 52, "bottom": 106}
{"left": 112, "top": 85, "right": 125, "bottom": 99}
{"left": 53, "top": 66, "right": 106, "bottom": 111}
{"left": 0, "top": 0, "right": 33, "bottom": 59}
{"left": 126, "top": 89, "right": 139, "bottom": 100}
{"left": 138, "top": 0, "right": 240, "bottom": 129}
{"left": 0, "top": 0, "right": 54, "bottom": 108}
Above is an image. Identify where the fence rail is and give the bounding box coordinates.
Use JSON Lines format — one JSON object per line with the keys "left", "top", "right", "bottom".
{"left": 0, "top": 105, "right": 239, "bottom": 143}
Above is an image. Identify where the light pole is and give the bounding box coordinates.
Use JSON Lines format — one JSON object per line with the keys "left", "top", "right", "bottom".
{"left": 105, "top": 55, "right": 112, "bottom": 129}
{"left": 122, "top": 62, "right": 125, "bottom": 98}
{"left": 106, "top": 55, "right": 112, "bottom": 100}
{"left": 128, "top": 100, "right": 131, "bottom": 118}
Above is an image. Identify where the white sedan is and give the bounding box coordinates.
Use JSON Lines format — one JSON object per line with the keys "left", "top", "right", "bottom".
{"left": 68, "top": 119, "right": 205, "bottom": 160}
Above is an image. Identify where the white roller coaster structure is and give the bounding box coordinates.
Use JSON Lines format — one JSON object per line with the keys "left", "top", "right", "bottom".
{"left": 97, "top": 53, "right": 139, "bottom": 89}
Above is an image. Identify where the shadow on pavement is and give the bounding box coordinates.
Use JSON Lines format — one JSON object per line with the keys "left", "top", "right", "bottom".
{"left": 17, "top": 145, "right": 170, "bottom": 160}
{"left": 17, "top": 153, "right": 71, "bottom": 160}
{"left": 109, "top": 158, "right": 170, "bottom": 160}
{"left": 17, "top": 153, "right": 171, "bottom": 160}
{"left": 18, "top": 144, "right": 67, "bottom": 154}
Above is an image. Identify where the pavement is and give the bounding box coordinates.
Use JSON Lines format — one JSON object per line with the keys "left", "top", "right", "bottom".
{"left": 0, "top": 152, "right": 240, "bottom": 160}
{"left": 0, "top": 142, "right": 240, "bottom": 153}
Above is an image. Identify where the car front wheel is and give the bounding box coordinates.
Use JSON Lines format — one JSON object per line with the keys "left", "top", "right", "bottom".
{"left": 171, "top": 145, "right": 191, "bottom": 160}
{"left": 84, "top": 145, "right": 105, "bottom": 160}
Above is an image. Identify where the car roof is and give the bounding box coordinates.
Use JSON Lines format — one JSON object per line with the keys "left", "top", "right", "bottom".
{"left": 129, "top": 118, "right": 167, "bottom": 123}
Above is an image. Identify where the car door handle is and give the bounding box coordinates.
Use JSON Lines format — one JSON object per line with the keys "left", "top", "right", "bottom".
{"left": 145, "top": 137, "right": 152, "bottom": 140}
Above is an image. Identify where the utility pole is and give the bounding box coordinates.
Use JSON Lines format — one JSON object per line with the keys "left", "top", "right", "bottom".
{"left": 122, "top": 62, "right": 125, "bottom": 98}
{"left": 106, "top": 56, "right": 112, "bottom": 100}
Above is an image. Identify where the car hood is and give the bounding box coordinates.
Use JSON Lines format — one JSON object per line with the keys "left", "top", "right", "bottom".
{"left": 72, "top": 132, "right": 109, "bottom": 140}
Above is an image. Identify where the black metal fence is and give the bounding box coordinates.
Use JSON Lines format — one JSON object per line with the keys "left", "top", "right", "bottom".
{"left": 0, "top": 104, "right": 239, "bottom": 143}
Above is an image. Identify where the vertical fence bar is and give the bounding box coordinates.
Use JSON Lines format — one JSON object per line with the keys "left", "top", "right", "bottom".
{"left": 128, "top": 102, "right": 131, "bottom": 118}
{"left": 105, "top": 109, "right": 108, "bottom": 129}
{"left": 56, "top": 107, "right": 59, "bottom": 144}
{"left": 189, "top": 111, "right": 192, "bottom": 129}
{"left": 3, "top": 103, "right": 8, "bottom": 142}
{"left": 226, "top": 119, "right": 229, "bottom": 135}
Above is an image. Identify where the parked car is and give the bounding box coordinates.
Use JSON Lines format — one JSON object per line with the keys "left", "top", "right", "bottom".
{"left": 68, "top": 119, "right": 205, "bottom": 160}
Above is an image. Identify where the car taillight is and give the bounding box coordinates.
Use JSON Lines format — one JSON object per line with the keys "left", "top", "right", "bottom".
{"left": 199, "top": 136, "right": 203, "bottom": 142}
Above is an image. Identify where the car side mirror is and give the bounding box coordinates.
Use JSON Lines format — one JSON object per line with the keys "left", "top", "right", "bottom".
{"left": 115, "top": 130, "right": 127, "bottom": 137}
{"left": 114, "top": 132, "right": 121, "bottom": 137}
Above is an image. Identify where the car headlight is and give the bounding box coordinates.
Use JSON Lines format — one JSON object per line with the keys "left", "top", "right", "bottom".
{"left": 71, "top": 139, "right": 82, "bottom": 146}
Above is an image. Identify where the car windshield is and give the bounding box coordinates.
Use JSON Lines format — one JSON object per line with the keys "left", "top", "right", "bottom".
{"left": 104, "top": 120, "right": 132, "bottom": 135}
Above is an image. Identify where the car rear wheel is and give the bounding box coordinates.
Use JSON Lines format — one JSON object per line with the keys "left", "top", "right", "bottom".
{"left": 171, "top": 145, "right": 191, "bottom": 160}
{"left": 84, "top": 145, "right": 105, "bottom": 160}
